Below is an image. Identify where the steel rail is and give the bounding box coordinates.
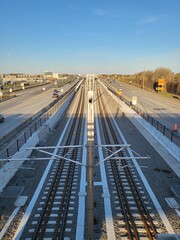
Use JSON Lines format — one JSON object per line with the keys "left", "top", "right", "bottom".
{"left": 97, "top": 86, "right": 157, "bottom": 239}
{"left": 97, "top": 87, "right": 137, "bottom": 239}
{"left": 54, "top": 88, "right": 85, "bottom": 239}
{"left": 104, "top": 102, "right": 157, "bottom": 239}
{"left": 31, "top": 86, "right": 85, "bottom": 239}
{"left": 123, "top": 160, "right": 157, "bottom": 239}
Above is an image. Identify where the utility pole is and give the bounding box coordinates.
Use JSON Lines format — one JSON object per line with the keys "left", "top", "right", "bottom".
{"left": 142, "top": 65, "right": 145, "bottom": 90}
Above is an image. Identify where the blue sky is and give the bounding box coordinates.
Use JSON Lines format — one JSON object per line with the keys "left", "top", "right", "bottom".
{"left": 0, "top": 0, "right": 180, "bottom": 74}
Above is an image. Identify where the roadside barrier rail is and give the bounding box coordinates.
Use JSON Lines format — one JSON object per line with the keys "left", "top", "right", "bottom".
{"left": 0, "top": 84, "right": 78, "bottom": 159}
{"left": 107, "top": 86, "right": 180, "bottom": 147}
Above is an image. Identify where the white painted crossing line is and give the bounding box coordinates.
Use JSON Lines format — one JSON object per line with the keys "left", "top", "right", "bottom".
{"left": 94, "top": 181, "right": 103, "bottom": 186}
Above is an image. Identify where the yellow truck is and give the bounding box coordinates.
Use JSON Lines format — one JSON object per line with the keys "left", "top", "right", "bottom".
{"left": 156, "top": 79, "right": 166, "bottom": 92}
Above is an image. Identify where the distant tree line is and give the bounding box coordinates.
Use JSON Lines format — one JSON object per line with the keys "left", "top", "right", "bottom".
{"left": 114, "top": 68, "right": 180, "bottom": 95}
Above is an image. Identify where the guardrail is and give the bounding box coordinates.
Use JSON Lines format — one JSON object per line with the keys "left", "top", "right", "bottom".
{"left": 106, "top": 85, "right": 180, "bottom": 147}
{"left": 173, "top": 95, "right": 180, "bottom": 100}
{"left": 0, "top": 83, "right": 78, "bottom": 159}
{"left": 0, "top": 83, "right": 50, "bottom": 102}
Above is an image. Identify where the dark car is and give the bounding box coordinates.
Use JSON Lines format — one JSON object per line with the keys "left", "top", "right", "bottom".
{"left": 54, "top": 89, "right": 58, "bottom": 94}
{"left": 0, "top": 114, "right": 5, "bottom": 123}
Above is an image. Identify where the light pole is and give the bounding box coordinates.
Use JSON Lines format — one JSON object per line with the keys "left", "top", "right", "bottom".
{"left": 143, "top": 71, "right": 144, "bottom": 90}
{"left": 141, "top": 65, "right": 145, "bottom": 90}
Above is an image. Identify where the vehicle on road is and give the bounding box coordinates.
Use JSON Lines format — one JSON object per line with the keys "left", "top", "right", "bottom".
{"left": 117, "top": 87, "right": 122, "bottom": 95}
{"left": 0, "top": 114, "right": 5, "bottom": 123}
{"left": 52, "top": 93, "right": 59, "bottom": 98}
{"left": 54, "top": 89, "right": 59, "bottom": 94}
{"left": 52, "top": 89, "right": 59, "bottom": 98}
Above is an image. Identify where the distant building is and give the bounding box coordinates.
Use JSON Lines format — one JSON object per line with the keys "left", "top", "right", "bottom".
{"left": 53, "top": 73, "right": 59, "bottom": 79}
{"left": 2, "top": 73, "right": 44, "bottom": 84}
{"left": 44, "top": 71, "right": 53, "bottom": 79}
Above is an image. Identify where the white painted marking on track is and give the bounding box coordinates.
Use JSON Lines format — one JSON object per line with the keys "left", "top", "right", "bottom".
{"left": 94, "top": 182, "right": 103, "bottom": 186}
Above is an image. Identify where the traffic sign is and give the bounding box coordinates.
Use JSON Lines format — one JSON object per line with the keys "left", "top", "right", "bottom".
{"left": 132, "top": 96, "right": 137, "bottom": 105}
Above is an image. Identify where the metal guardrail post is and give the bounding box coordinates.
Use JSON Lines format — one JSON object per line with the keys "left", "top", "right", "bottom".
{"left": 17, "top": 139, "right": 19, "bottom": 151}
{"left": 103, "top": 81, "right": 180, "bottom": 146}
{"left": 0, "top": 84, "right": 79, "bottom": 159}
{"left": 147, "top": 114, "right": 149, "bottom": 122}
{"left": 7, "top": 148, "right": 9, "bottom": 158}
{"left": 163, "top": 126, "right": 166, "bottom": 135}
{"left": 24, "top": 132, "right": 26, "bottom": 143}
{"left": 171, "top": 131, "right": 174, "bottom": 142}
{"left": 157, "top": 121, "right": 159, "bottom": 130}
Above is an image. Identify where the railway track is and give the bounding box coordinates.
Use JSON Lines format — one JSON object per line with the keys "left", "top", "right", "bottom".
{"left": 0, "top": 77, "right": 179, "bottom": 240}
{"left": 19, "top": 86, "right": 85, "bottom": 239}
{"left": 96, "top": 84, "right": 159, "bottom": 239}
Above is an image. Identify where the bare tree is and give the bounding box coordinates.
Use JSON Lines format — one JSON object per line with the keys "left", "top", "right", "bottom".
{"left": 154, "top": 67, "right": 174, "bottom": 82}
{"left": 144, "top": 71, "right": 154, "bottom": 82}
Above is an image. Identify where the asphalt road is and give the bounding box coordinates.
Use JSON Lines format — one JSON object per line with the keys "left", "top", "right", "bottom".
{"left": 0, "top": 81, "right": 78, "bottom": 139}
{"left": 106, "top": 80, "right": 180, "bottom": 133}
{"left": 1, "top": 78, "right": 179, "bottom": 142}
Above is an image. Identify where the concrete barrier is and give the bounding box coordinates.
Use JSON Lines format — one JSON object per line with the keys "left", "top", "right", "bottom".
{"left": 0, "top": 118, "right": 33, "bottom": 148}
{"left": 99, "top": 80, "right": 180, "bottom": 175}
{"left": 157, "top": 234, "right": 180, "bottom": 239}
{"left": 0, "top": 132, "right": 39, "bottom": 192}
{"left": 49, "top": 94, "right": 73, "bottom": 130}
{"left": 0, "top": 93, "right": 74, "bottom": 192}
{"left": 37, "top": 124, "right": 51, "bottom": 144}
